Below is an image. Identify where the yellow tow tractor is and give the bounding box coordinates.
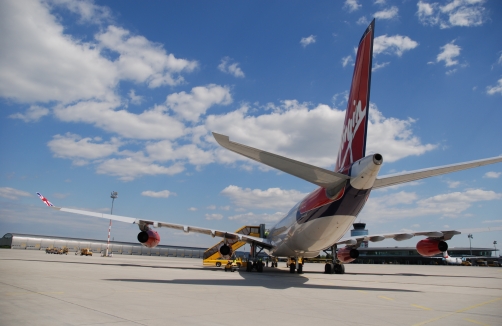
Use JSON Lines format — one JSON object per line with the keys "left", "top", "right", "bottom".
{"left": 224, "top": 258, "right": 242, "bottom": 272}
{"left": 77, "top": 248, "right": 93, "bottom": 256}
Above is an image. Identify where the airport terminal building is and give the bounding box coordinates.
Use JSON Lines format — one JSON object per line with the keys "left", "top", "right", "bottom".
{"left": 1, "top": 232, "right": 498, "bottom": 265}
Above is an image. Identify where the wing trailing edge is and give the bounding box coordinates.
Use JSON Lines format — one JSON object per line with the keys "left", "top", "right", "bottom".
{"left": 373, "top": 156, "right": 502, "bottom": 189}
{"left": 213, "top": 132, "right": 349, "bottom": 189}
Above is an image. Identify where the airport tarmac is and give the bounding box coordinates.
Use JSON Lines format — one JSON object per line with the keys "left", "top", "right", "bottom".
{"left": 0, "top": 250, "right": 501, "bottom": 326}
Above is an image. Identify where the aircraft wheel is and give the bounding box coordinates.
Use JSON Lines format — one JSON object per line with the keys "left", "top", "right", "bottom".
{"left": 289, "top": 264, "right": 295, "bottom": 273}
{"left": 297, "top": 264, "right": 303, "bottom": 274}
{"left": 324, "top": 263, "right": 333, "bottom": 274}
{"left": 216, "top": 262, "right": 221, "bottom": 267}
{"left": 334, "top": 263, "right": 345, "bottom": 274}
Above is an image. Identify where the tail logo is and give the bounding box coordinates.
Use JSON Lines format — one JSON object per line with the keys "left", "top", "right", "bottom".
{"left": 337, "top": 99, "right": 367, "bottom": 170}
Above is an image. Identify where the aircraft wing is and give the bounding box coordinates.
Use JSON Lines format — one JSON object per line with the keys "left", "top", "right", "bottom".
{"left": 47, "top": 203, "right": 272, "bottom": 248}
{"left": 334, "top": 230, "right": 461, "bottom": 247}
{"left": 213, "top": 133, "right": 349, "bottom": 190}
{"left": 373, "top": 156, "right": 502, "bottom": 189}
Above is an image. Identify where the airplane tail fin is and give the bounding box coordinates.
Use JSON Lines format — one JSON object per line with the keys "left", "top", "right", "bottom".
{"left": 37, "top": 192, "right": 54, "bottom": 207}
{"left": 443, "top": 250, "right": 449, "bottom": 258}
{"left": 335, "top": 19, "right": 375, "bottom": 174}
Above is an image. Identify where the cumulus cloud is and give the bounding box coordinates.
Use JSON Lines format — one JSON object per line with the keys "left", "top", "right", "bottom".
{"left": 341, "top": 55, "right": 353, "bottom": 67}
{"left": 344, "top": 0, "right": 362, "bottom": 12}
{"left": 206, "top": 101, "right": 435, "bottom": 169}
{"left": 435, "top": 41, "right": 461, "bottom": 67}
{"left": 228, "top": 211, "right": 285, "bottom": 224}
{"left": 205, "top": 213, "right": 223, "bottom": 221}
{"left": 9, "top": 105, "right": 49, "bottom": 122}
{"left": 0, "top": 187, "right": 32, "bottom": 200}
{"left": 145, "top": 141, "right": 214, "bottom": 166}
{"left": 361, "top": 189, "right": 502, "bottom": 221}
{"left": 417, "top": 0, "right": 486, "bottom": 29}
{"left": 300, "top": 35, "right": 316, "bottom": 48}
{"left": 96, "top": 156, "right": 184, "bottom": 181}
{"left": 48, "top": 133, "right": 121, "bottom": 165}
{"left": 372, "top": 62, "right": 390, "bottom": 72}
{"left": 141, "top": 190, "right": 175, "bottom": 198}
{"left": 373, "top": 35, "right": 419, "bottom": 57}
{"left": 221, "top": 185, "right": 308, "bottom": 210}
{"left": 166, "top": 84, "right": 232, "bottom": 122}
{"left": 484, "top": 172, "right": 501, "bottom": 179}
{"left": 374, "top": 6, "right": 398, "bottom": 20}
{"left": 218, "top": 57, "right": 245, "bottom": 78}
{"left": 486, "top": 79, "right": 502, "bottom": 95}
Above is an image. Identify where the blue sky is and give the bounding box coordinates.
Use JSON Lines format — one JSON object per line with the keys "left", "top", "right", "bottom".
{"left": 1, "top": 0, "right": 501, "bottom": 252}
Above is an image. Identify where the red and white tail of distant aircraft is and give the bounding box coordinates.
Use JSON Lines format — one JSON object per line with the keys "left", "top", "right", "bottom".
{"left": 37, "top": 20, "right": 502, "bottom": 274}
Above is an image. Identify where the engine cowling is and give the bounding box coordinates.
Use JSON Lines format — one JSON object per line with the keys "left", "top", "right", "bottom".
{"left": 219, "top": 244, "right": 232, "bottom": 256}
{"left": 137, "top": 230, "right": 160, "bottom": 248}
{"left": 338, "top": 247, "right": 359, "bottom": 263}
{"left": 416, "top": 239, "right": 448, "bottom": 257}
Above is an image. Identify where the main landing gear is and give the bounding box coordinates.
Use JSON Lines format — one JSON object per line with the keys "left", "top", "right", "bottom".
{"left": 246, "top": 242, "right": 265, "bottom": 273}
{"left": 324, "top": 244, "right": 345, "bottom": 274}
{"left": 287, "top": 257, "right": 304, "bottom": 274}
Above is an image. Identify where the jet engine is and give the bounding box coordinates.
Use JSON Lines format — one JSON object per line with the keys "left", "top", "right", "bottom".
{"left": 137, "top": 229, "right": 161, "bottom": 248}
{"left": 219, "top": 243, "right": 232, "bottom": 256}
{"left": 416, "top": 239, "right": 448, "bottom": 257}
{"left": 338, "top": 247, "right": 359, "bottom": 263}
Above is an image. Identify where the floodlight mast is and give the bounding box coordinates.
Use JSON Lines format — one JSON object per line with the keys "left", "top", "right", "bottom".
{"left": 468, "top": 234, "right": 473, "bottom": 256}
{"left": 105, "top": 191, "right": 118, "bottom": 257}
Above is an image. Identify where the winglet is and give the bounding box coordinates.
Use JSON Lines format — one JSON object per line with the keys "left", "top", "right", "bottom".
{"left": 36, "top": 192, "right": 54, "bottom": 207}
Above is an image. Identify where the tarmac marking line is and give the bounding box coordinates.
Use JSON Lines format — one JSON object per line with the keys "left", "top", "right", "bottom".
{"left": 412, "top": 297, "right": 502, "bottom": 326}
{"left": 464, "top": 318, "right": 489, "bottom": 326}
{"left": 6, "top": 291, "right": 65, "bottom": 296}
{"left": 411, "top": 304, "right": 433, "bottom": 311}
{"left": 378, "top": 296, "right": 394, "bottom": 301}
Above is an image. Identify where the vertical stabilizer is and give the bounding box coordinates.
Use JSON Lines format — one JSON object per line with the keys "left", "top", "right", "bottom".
{"left": 335, "top": 19, "right": 375, "bottom": 174}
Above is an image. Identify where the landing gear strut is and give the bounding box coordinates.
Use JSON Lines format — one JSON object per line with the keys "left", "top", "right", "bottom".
{"left": 324, "top": 244, "right": 345, "bottom": 274}
{"left": 247, "top": 242, "right": 264, "bottom": 273}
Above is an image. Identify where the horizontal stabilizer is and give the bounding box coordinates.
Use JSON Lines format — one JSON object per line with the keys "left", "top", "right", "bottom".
{"left": 373, "top": 156, "right": 502, "bottom": 189}
{"left": 213, "top": 133, "right": 349, "bottom": 189}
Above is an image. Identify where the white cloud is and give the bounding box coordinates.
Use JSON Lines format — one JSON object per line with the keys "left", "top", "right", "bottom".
{"left": 435, "top": 41, "right": 461, "bottom": 67}
{"left": 128, "top": 90, "right": 143, "bottom": 105}
{"left": 50, "top": 0, "right": 111, "bottom": 24}
{"left": 9, "top": 105, "right": 49, "bottom": 122}
{"left": 486, "top": 79, "right": 502, "bottom": 95}
{"left": 48, "top": 133, "right": 121, "bottom": 165}
{"left": 96, "top": 156, "right": 184, "bottom": 181}
{"left": 206, "top": 205, "right": 217, "bottom": 210}
{"left": 300, "top": 35, "right": 316, "bottom": 48}
{"left": 188, "top": 207, "right": 198, "bottom": 211}
{"left": 145, "top": 140, "right": 214, "bottom": 166}
{"left": 166, "top": 84, "right": 232, "bottom": 122}
{"left": 206, "top": 101, "right": 436, "bottom": 169}
{"left": 374, "top": 0, "right": 386, "bottom": 4}
{"left": 95, "top": 25, "right": 197, "bottom": 88}
{"left": 344, "top": 0, "right": 362, "bottom": 12}
{"left": 141, "top": 190, "right": 175, "bottom": 198}
{"left": 221, "top": 185, "right": 307, "bottom": 210}
{"left": 374, "top": 35, "right": 419, "bottom": 57}
{"left": 342, "top": 55, "right": 353, "bottom": 67}
{"left": 205, "top": 213, "right": 223, "bottom": 220}
{"left": 228, "top": 212, "right": 285, "bottom": 224}
{"left": 356, "top": 16, "right": 369, "bottom": 25}
{"left": 374, "top": 6, "right": 398, "bottom": 20}
{"left": 484, "top": 172, "right": 501, "bottom": 179}
{"left": 417, "top": 0, "right": 486, "bottom": 29}
{"left": 446, "top": 180, "right": 461, "bottom": 188}
{"left": 0, "top": 187, "right": 32, "bottom": 200}
{"left": 361, "top": 189, "right": 502, "bottom": 222}
{"left": 218, "top": 57, "right": 245, "bottom": 78}
{"left": 372, "top": 62, "right": 390, "bottom": 72}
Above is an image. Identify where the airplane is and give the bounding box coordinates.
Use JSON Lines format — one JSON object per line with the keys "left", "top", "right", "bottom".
{"left": 430, "top": 251, "right": 463, "bottom": 265}
{"left": 37, "top": 19, "right": 502, "bottom": 275}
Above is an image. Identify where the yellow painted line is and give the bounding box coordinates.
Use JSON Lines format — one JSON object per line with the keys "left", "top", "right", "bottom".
{"left": 378, "top": 295, "right": 394, "bottom": 301}
{"left": 357, "top": 290, "right": 367, "bottom": 294}
{"left": 412, "top": 297, "right": 502, "bottom": 326}
{"left": 464, "top": 318, "right": 489, "bottom": 326}
{"left": 411, "top": 304, "right": 433, "bottom": 311}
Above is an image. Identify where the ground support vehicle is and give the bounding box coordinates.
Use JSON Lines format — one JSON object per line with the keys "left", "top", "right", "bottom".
{"left": 78, "top": 248, "right": 92, "bottom": 256}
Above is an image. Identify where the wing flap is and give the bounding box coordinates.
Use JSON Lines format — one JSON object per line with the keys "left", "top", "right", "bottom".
{"left": 335, "top": 229, "right": 461, "bottom": 247}
{"left": 213, "top": 132, "right": 349, "bottom": 189}
{"left": 374, "top": 156, "right": 502, "bottom": 189}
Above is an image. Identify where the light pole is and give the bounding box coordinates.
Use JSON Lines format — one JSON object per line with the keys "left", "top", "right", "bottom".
{"left": 494, "top": 241, "right": 498, "bottom": 257}
{"left": 468, "top": 234, "right": 473, "bottom": 256}
{"left": 105, "top": 191, "right": 118, "bottom": 257}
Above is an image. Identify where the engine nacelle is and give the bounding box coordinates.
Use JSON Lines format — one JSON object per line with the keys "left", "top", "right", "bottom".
{"left": 416, "top": 239, "right": 448, "bottom": 257}
{"left": 338, "top": 247, "right": 359, "bottom": 263}
{"left": 219, "top": 244, "right": 232, "bottom": 257}
{"left": 137, "top": 230, "right": 160, "bottom": 248}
